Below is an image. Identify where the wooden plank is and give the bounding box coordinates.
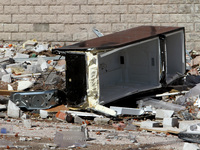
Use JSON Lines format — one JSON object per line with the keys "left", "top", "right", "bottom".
{"left": 139, "top": 127, "right": 182, "bottom": 134}
{"left": 0, "top": 90, "right": 18, "bottom": 96}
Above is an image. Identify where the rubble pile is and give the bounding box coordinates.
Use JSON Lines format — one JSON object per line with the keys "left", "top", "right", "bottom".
{"left": 1, "top": 40, "right": 200, "bottom": 149}
{"left": 0, "top": 40, "right": 66, "bottom": 92}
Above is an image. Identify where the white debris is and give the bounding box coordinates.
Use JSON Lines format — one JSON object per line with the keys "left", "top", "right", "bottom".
{"left": 40, "top": 110, "right": 48, "bottom": 119}
{"left": 17, "top": 80, "right": 34, "bottom": 91}
{"left": 1, "top": 74, "right": 11, "bottom": 83}
{"left": 7, "top": 100, "right": 21, "bottom": 118}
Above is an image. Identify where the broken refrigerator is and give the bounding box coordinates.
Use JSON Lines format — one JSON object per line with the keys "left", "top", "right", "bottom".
{"left": 52, "top": 26, "right": 186, "bottom": 116}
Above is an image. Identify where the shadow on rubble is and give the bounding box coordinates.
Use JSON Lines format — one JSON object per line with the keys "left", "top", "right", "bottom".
{"left": 105, "top": 87, "right": 171, "bottom": 108}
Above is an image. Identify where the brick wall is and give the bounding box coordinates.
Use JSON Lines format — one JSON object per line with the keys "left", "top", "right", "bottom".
{"left": 0, "top": 0, "right": 199, "bottom": 50}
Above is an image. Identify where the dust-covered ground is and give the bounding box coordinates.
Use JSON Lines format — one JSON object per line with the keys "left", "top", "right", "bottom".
{"left": 0, "top": 118, "right": 190, "bottom": 150}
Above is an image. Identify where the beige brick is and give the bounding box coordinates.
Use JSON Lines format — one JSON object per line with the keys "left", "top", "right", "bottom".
{"left": 136, "top": 0, "right": 152, "bottom": 4}
{"left": 73, "top": 15, "right": 88, "bottom": 23}
{"left": 137, "top": 14, "right": 152, "bottom": 23}
{"left": 95, "top": 24, "right": 112, "bottom": 32}
{"left": 66, "top": 24, "right": 94, "bottom": 33}
{"left": 186, "top": 42, "right": 195, "bottom": 50}
{"left": 57, "top": 0, "right": 87, "bottom": 5}
{"left": 49, "top": 6, "right": 64, "bottom": 14}
{"left": 112, "top": 23, "right": 127, "bottom": 32}
{"left": 49, "top": 24, "right": 64, "bottom": 32}
{"left": 0, "top": 33, "right": 11, "bottom": 40}
{"left": 27, "top": 32, "right": 42, "bottom": 40}
{"left": 128, "top": 23, "right": 145, "bottom": 28}
{"left": 57, "top": 33, "right": 72, "bottom": 41}
{"left": 0, "top": 24, "right": 3, "bottom": 31}
{"left": 26, "top": 0, "right": 41, "bottom": 5}
{"left": 170, "top": 14, "right": 193, "bottom": 23}
{"left": 104, "top": 0, "right": 120, "bottom": 4}
{"left": 195, "top": 23, "right": 200, "bottom": 31}
{"left": 0, "top": 0, "right": 11, "bottom": 5}
{"left": 42, "top": 33, "right": 57, "bottom": 41}
{"left": 12, "top": 33, "right": 26, "bottom": 41}
{"left": 169, "top": 0, "right": 186, "bottom": 3}
{"left": 195, "top": 14, "right": 200, "bottom": 22}
{"left": 0, "top": 6, "right": 3, "bottom": 14}
{"left": 4, "top": 6, "right": 18, "bottom": 14}
{"left": 19, "top": 6, "right": 34, "bottom": 14}
{"left": 65, "top": 5, "right": 80, "bottom": 14}
{"left": 105, "top": 14, "right": 120, "bottom": 23}
{"left": 194, "top": 42, "right": 200, "bottom": 50}
{"left": 4, "top": 24, "right": 18, "bottom": 32}
{"left": 152, "top": 0, "right": 169, "bottom": 3}
{"left": 152, "top": 5, "right": 161, "bottom": 13}
{"left": 57, "top": 15, "right": 72, "bottom": 23}
{"left": 0, "top": 15, "right": 11, "bottom": 23}
{"left": 178, "top": 4, "right": 193, "bottom": 14}
{"left": 33, "top": 23, "right": 49, "bottom": 32}
{"left": 42, "top": 15, "right": 57, "bottom": 23}
{"left": 186, "top": 33, "right": 196, "bottom": 42}
{"left": 153, "top": 14, "right": 170, "bottom": 23}
{"left": 19, "top": 24, "right": 33, "bottom": 32}
{"left": 41, "top": 0, "right": 56, "bottom": 5}
{"left": 12, "top": 15, "right": 26, "bottom": 23}
{"left": 88, "top": 31, "right": 97, "bottom": 39}
{"left": 120, "top": 0, "right": 135, "bottom": 4}
{"left": 160, "top": 23, "right": 177, "bottom": 26}
{"left": 88, "top": 14, "right": 104, "bottom": 23}
{"left": 121, "top": 14, "right": 136, "bottom": 22}
{"left": 73, "top": 32, "right": 87, "bottom": 41}
{"left": 96, "top": 5, "right": 111, "bottom": 13}
{"left": 88, "top": 0, "right": 103, "bottom": 4}
{"left": 81, "top": 5, "right": 96, "bottom": 14}
{"left": 112, "top": 5, "right": 127, "bottom": 13}
{"left": 129, "top": 5, "right": 144, "bottom": 14}
{"left": 178, "top": 23, "right": 193, "bottom": 32}
{"left": 27, "top": 15, "right": 42, "bottom": 23}
{"left": 35, "top": 6, "right": 49, "bottom": 14}
{"left": 195, "top": 4, "right": 200, "bottom": 13}
{"left": 11, "top": 0, "right": 26, "bottom": 5}
{"left": 161, "top": 4, "right": 178, "bottom": 14}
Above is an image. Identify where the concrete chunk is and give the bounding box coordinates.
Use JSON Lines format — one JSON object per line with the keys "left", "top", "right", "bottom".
{"left": 94, "top": 117, "right": 110, "bottom": 125}
{"left": 140, "top": 121, "right": 160, "bottom": 128}
{"left": 7, "top": 100, "right": 21, "bottom": 118}
{"left": 155, "top": 109, "right": 174, "bottom": 119}
{"left": 1, "top": 74, "right": 11, "bottom": 83}
{"left": 183, "top": 143, "right": 199, "bottom": 150}
{"left": 179, "top": 120, "right": 200, "bottom": 130}
{"left": 163, "top": 118, "right": 179, "bottom": 127}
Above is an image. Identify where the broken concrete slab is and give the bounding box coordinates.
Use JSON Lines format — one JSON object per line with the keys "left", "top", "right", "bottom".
{"left": 140, "top": 121, "right": 160, "bottom": 128}
{"left": 1, "top": 74, "right": 11, "bottom": 83}
{"left": 7, "top": 100, "right": 21, "bottom": 118}
{"left": 94, "top": 117, "right": 110, "bottom": 125}
{"left": 155, "top": 109, "right": 174, "bottom": 119}
{"left": 163, "top": 118, "right": 179, "bottom": 128}
{"left": 17, "top": 80, "right": 34, "bottom": 91}
{"left": 183, "top": 143, "right": 200, "bottom": 150}
{"left": 179, "top": 120, "right": 200, "bottom": 130}
{"left": 110, "top": 106, "right": 144, "bottom": 115}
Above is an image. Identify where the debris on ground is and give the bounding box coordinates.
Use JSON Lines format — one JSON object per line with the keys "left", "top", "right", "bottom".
{"left": 2, "top": 27, "right": 200, "bottom": 149}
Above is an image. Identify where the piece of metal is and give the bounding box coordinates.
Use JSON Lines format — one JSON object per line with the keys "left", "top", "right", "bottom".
{"left": 10, "top": 90, "right": 62, "bottom": 110}
{"left": 92, "top": 28, "right": 104, "bottom": 37}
